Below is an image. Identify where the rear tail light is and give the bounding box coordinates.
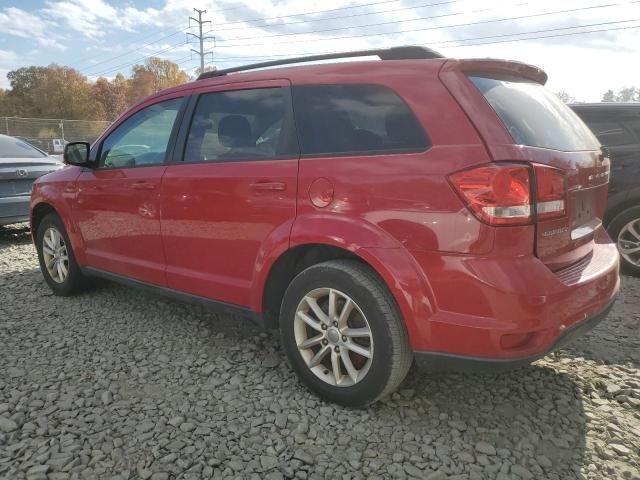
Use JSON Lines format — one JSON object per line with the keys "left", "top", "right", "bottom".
{"left": 534, "top": 164, "right": 566, "bottom": 220}
{"left": 449, "top": 163, "right": 567, "bottom": 226}
{"left": 449, "top": 164, "right": 532, "bottom": 225}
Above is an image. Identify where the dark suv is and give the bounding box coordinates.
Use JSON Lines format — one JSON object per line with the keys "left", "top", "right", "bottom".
{"left": 30, "top": 47, "right": 619, "bottom": 406}
{"left": 571, "top": 103, "right": 640, "bottom": 274}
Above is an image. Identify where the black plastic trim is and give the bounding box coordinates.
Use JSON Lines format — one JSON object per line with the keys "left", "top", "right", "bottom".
{"left": 414, "top": 298, "right": 616, "bottom": 373}
{"left": 82, "top": 267, "right": 264, "bottom": 328}
{"left": 197, "top": 46, "right": 444, "bottom": 80}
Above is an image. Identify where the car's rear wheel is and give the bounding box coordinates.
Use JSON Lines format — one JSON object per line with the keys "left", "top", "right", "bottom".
{"left": 36, "top": 213, "right": 88, "bottom": 295}
{"left": 607, "top": 206, "right": 640, "bottom": 275}
{"left": 280, "top": 259, "right": 412, "bottom": 407}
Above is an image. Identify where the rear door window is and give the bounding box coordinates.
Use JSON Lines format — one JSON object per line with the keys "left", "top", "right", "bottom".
{"left": 469, "top": 76, "right": 600, "bottom": 152}
{"left": 183, "top": 87, "right": 297, "bottom": 162}
{"left": 292, "top": 84, "right": 430, "bottom": 156}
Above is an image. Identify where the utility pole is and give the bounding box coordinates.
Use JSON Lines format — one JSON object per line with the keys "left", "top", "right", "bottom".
{"left": 188, "top": 8, "right": 215, "bottom": 74}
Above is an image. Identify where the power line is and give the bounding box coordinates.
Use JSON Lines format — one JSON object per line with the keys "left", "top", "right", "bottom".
{"left": 87, "top": 42, "right": 189, "bottom": 77}
{"left": 218, "top": 1, "right": 527, "bottom": 42}
{"left": 76, "top": 0, "right": 418, "bottom": 74}
{"left": 213, "top": 1, "right": 638, "bottom": 48}
{"left": 213, "top": 0, "right": 457, "bottom": 32}
{"left": 204, "top": 18, "right": 640, "bottom": 63}
{"left": 74, "top": 27, "right": 188, "bottom": 73}
{"left": 84, "top": 2, "right": 639, "bottom": 78}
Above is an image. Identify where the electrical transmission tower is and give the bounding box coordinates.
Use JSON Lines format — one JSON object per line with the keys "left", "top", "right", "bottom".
{"left": 188, "top": 8, "right": 215, "bottom": 74}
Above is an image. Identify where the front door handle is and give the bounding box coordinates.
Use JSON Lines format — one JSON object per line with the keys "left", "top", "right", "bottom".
{"left": 249, "top": 181, "right": 287, "bottom": 192}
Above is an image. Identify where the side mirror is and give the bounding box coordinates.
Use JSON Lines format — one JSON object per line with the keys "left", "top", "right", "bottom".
{"left": 64, "top": 142, "right": 91, "bottom": 166}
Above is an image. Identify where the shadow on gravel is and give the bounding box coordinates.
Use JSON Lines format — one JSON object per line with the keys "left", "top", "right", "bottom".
{"left": 0, "top": 223, "right": 32, "bottom": 251}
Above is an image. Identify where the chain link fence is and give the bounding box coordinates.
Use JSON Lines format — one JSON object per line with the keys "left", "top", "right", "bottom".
{"left": 0, "top": 117, "right": 111, "bottom": 154}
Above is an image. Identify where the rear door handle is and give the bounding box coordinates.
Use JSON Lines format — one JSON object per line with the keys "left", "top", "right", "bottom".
{"left": 249, "top": 181, "right": 287, "bottom": 192}
{"left": 132, "top": 180, "right": 155, "bottom": 191}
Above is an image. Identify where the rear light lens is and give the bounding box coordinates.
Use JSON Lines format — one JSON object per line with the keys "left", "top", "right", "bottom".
{"left": 449, "top": 164, "right": 532, "bottom": 225}
{"left": 534, "top": 164, "right": 566, "bottom": 220}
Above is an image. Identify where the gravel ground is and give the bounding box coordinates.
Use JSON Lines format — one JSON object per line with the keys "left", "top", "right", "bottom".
{"left": 0, "top": 223, "right": 638, "bottom": 480}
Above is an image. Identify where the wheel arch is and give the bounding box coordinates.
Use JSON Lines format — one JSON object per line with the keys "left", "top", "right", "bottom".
{"left": 255, "top": 239, "right": 436, "bottom": 348}
{"left": 30, "top": 184, "right": 86, "bottom": 265}
{"left": 604, "top": 188, "right": 640, "bottom": 226}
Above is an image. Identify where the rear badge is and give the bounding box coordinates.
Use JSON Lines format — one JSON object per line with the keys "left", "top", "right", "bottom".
{"left": 542, "top": 226, "right": 569, "bottom": 237}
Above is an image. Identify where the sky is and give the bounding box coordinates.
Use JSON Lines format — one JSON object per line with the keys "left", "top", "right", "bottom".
{"left": 0, "top": 0, "right": 639, "bottom": 102}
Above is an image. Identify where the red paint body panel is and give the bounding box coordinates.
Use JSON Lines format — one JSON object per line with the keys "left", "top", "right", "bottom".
{"left": 31, "top": 56, "right": 620, "bottom": 363}
{"left": 74, "top": 165, "right": 167, "bottom": 285}
{"left": 161, "top": 159, "right": 298, "bottom": 306}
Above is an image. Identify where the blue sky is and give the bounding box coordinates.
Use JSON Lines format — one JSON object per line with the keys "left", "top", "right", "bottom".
{"left": 1, "top": 0, "right": 640, "bottom": 101}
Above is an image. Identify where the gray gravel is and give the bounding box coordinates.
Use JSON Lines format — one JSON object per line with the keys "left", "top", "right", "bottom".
{"left": 1, "top": 223, "right": 639, "bottom": 480}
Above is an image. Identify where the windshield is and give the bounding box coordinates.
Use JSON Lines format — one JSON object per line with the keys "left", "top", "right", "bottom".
{"left": 0, "top": 135, "right": 47, "bottom": 158}
{"left": 469, "top": 76, "right": 600, "bottom": 152}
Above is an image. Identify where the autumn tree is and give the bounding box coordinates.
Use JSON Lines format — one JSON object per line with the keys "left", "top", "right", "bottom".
{"left": 128, "top": 57, "right": 190, "bottom": 105}
{"left": 2, "top": 57, "right": 190, "bottom": 120}
{"left": 93, "top": 73, "right": 129, "bottom": 120}
{"left": 4, "top": 65, "right": 102, "bottom": 119}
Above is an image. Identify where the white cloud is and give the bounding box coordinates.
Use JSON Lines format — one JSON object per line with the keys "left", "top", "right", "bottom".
{"left": 0, "top": 6, "right": 64, "bottom": 48}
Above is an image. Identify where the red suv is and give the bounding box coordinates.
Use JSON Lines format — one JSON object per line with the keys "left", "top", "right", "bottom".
{"left": 31, "top": 47, "right": 619, "bottom": 406}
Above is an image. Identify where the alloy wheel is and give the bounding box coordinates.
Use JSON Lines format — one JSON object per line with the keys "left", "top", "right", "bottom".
{"left": 294, "top": 288, "right": 373, "bottom": 387}
{"left": 618, "top": 218, "right": 640, "bottom": 268}
{"left": 42, "top": 227, "right": 70, "bottom": 283}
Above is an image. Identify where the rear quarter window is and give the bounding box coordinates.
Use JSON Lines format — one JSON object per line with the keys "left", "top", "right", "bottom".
{"left": 292, "top": 84, "right": 430, "bottom": 156}
{"left": 469, "top": 76, "right": 600, "bottom": 152}
{"left": 0, "top": 136, "right": 47, "bottom": 158}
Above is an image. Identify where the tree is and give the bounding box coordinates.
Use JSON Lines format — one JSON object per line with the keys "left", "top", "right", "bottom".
{"left": 555, "top": 90, "right": 575, "bottom": 104}
{"left": 601, "top": 86, "right": 640, "bottom": 102}
{"left": 5, "top": 64, "right": 99, "bottom": 119}
{"left": 93, "top": 73, "right": 129, "bottom": 120}
{"left": 128, "top": 57, "right": 189, "bottom": 105}
{"left": 1, "top": 57, "right": 190, "bottom": 121}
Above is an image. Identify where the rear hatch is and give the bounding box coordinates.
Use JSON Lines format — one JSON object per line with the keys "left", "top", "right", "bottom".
{"left": 440, "top": 59, "right": 609, "bottom": 271}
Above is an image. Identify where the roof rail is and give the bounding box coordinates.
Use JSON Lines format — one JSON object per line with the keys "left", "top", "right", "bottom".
{"left": 197, "top": 45, "right": 445, "bottom": 80}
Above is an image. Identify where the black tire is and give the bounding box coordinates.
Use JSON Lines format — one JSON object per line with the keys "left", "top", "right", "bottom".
{"left": 607, "top": 206, "right": 640, "bottom": 276}
{"left": 280, "top": 259, "right": 413, "bottom": 407}
{"left": 36, "top": 213, "right": 88, "bottom": 296}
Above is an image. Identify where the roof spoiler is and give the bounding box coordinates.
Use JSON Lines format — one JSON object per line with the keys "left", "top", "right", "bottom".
{"left": 197, "top": 45, "right": 445, "bottom": 80}
{"left": 447, "top": 59, "right": 548, "bottom": 85}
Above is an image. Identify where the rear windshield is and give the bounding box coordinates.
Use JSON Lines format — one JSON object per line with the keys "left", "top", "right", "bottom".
{"left": 0, "top": 136, "right": 47, "bottom": 158}
{"left": 469, "top": 76, "right": 600, "bottom": 152}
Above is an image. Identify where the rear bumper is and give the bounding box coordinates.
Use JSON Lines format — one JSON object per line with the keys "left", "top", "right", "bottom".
{"left": 406, "top": 226, "right": 620, "bottom": 361}
{"left": 414, "top": 298, "right": 615, "bottom": 372}
{"left": 0, "top": 195, "right": 30, "bottom": 225}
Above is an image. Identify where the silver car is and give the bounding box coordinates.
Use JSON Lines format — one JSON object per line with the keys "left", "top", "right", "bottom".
{"left": 0, "top": 134, "right": 63, "bottom": 226}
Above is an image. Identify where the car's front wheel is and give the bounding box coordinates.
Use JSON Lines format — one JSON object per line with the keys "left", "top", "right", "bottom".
{"left": 280, "top": 260, "right": 412, "bottom": 407}
{"left": 608, "top": 206, "right": 640, "bottom": 276}
{"left": 36, "top": 213, "right": 88, "bottom": 296}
